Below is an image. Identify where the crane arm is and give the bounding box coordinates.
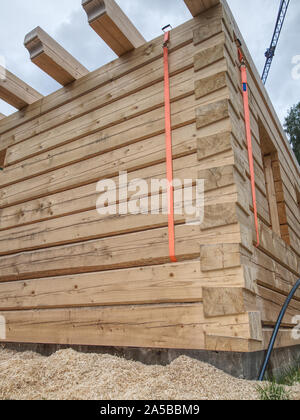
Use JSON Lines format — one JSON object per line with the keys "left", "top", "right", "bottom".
{"left": 261, "top": 0, "right": 290, "bottom": 85}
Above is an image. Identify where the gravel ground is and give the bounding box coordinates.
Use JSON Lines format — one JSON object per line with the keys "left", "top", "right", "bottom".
{"left": 0, "top": 348, "right": 297, "bottom": 400}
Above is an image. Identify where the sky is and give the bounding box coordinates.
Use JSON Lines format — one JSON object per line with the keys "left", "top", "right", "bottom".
{"left": 0, "top": 0, "right": 299, "bottom": 124}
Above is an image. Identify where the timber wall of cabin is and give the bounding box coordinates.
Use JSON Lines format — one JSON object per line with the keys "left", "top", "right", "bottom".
{"left": 0, "top": 2, "right": 299, "bottom": 353}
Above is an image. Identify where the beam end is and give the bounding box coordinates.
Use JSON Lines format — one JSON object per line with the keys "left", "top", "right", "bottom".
{"left": 184, "top": 0, "right": 221, "bottom": 17}
{"left": 0, "top": 65, "right": 43, "bottom": 110}
{"left": 82, "top": 0, "right": 145, "bottom": 57}
{"left": 24, "top": 26, "right": 89, "bottom": 86}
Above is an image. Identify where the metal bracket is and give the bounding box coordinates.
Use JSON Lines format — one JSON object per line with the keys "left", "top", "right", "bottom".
{"left": 162, "top": 24, "right": 172, "bottom": 33}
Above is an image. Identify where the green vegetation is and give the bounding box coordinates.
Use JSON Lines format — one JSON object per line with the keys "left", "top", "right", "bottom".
{"left": 275, "top": 361, "right": 300, "bottom": 387}
{"left": 284, "top": 102, "right": 300, "bottom": 165}
{"left": 257, "top": 358, "right": 300, "bottom": 400}
{"left": 257, "top": 382, "right": 291, "bottom": 401}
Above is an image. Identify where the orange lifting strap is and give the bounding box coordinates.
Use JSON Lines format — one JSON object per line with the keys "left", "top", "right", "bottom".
{"left": 163, "top": 28, "right": 177, "bottom": 262}
{"left": 237, "top": 42, "right": 260, "bottom": 247}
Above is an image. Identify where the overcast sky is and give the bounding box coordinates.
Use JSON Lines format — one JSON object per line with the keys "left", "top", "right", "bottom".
{"left": 0, "top": 0, "right": 299, "bottom": 124}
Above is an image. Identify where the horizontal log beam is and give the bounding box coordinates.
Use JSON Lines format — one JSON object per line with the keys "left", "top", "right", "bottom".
{"left": 184, "top": 0, "right": 221, "bottom": 17}
{"left": 0, "top": 262, "right": 203, "bottom": 310}
{"left": 0, "top": 305, "right": 253, "bottom": 350}
{"left": 0, "top": 65, "right": 43, "bottom": 109}
{"left": 4, "top": 68, "right": 195, "bottom": 169}
{"left": 24, "top": 27, "right": 89, "bottom": 86}
{"left": 0, "top": 223, "right": 241, "bottom": 282}
{"left": 82, "top": 0, "right": 145, "bottom": 56}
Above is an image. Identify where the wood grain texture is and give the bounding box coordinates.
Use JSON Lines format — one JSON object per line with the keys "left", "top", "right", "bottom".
{"left": 184, "top": 0, "right": 220, "bottom": 17}
{"left": 0, "top": 65, "right": 42, "bottom": 109}
{"left": 2, "top": 42, "right": 197, "bottom": 153}
{"left": 24, "top": 27, "right": 89, "bottom": 86}
{"left": 0, "top": 223, "right": 242, "bottom": 282}
{"left": 205, "top": 335, "right": 262, "bottom": 352}
{"left": 263, "top": 155, "right": 281, "bottom": 236}
{"left": 0, "top": 149, "right": 6, "bottom": 169}
{"left": 0, "top": 304, "right": 258, "bottom": 349}
{"left": 0, "top": 189, "right": 197, "bottom": 255}
{"left": 0, "top": 87, "right": 199, "bottom": 190}
{"left": 200, "top": 244, "right": 242, "bottom": 272}
{"left": 262, "top": 329, "right": 300, "bottom": 350}
{"left": 0, "top": 303, "right": 206, "bottom": 349}
{"left": 0, "top": 155, "right": 198, "bottom": 231}
{"left": 253, "top": 247, "right": 300, "bottom": 300}
{"left": 0, "top": 116, "right": 197, "bottom": 211}
{"left": 82, "top": 0, "right": 145, "bottom": 56}
{"left": 0, "top": 13, "right": 213, "bottom": 137}
{"left": 4, "top": 67, "right": 195, "bottom": 167}
{"left": 257, "top": 284, "right": 300, "bottom": 326}
{"left": 0, "top": 191, "right": 242, "bottom": 256}
{"left": 0, "top": 262, "right": 202, "bottom": 310}
{"left": 202, "top": 287, "right": 257, "bottom": 318}
{"left": 0, "top": 1, "right": 298, "bottom": 355}
{"left": 0, "top": 264, "right": 250, "bottom": 311}
{"left": 195, "top": 71, "right": 228, "bottom": 99}
{"left": 224, "top": 0, "right": 300, "bottom": 181}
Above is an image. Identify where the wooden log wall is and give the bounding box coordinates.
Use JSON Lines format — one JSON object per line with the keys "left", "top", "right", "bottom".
{"left": 219, "top": 1, "right": 300, "bottom": 351}
{"left": 0, "top": 1, "right": 298, "bottom": 353}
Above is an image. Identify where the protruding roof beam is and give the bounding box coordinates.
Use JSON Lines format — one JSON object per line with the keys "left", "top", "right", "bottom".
{"left": 82, "top": 0, "right": 145, "bottom": 57}
{"left": 0, "top": 65, "right": 43, "bottom": 110}
{"left": 184, "top": 0, "right": 221, "bottom": 16}
{"left": 24, "top": 27, "right": 89, "bottom": 86}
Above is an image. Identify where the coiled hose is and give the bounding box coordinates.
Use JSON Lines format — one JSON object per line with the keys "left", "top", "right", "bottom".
{"left": 258, "top": 278, "right": 300, "bottom": 381}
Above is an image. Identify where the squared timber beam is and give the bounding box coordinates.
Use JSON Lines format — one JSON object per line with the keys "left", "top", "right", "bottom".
{"left": 0, "top": 65, "right": 43, "bottom": 110}
{"left": 82, "top": 0, "right": 146, "bottom": 57}
{"left": 184, "top": 0, "right": 221, "bottom": 16}
{"left": 24, "top": 27, "right": 89, "bottom": 86}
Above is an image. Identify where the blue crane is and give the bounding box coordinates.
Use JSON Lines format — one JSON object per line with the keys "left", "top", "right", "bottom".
{"left": 261, "top": 0, "right": 291, "bottom": 85}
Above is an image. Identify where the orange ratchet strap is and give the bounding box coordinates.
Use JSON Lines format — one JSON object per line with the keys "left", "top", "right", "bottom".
{"left": 163, "top": 26, "right": 177, "bottom": 262}
{"left": 236, "top": 40, "right": 260, "bottom": 248}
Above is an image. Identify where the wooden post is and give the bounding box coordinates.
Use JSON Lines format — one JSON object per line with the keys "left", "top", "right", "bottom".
{"left": 82, "top": 0, "right": 145, "bottom": 57}
{"left": 184, "top": 0, "right": 221, "bottom": 16}
{"left": 264, "top": 154, "right": 281, "bottom": 236}
{"left": 24, "top": 27, "right": 89, "bottom": 86}
{"left": 0, "top": 65, "right": 43, "bottom": 109}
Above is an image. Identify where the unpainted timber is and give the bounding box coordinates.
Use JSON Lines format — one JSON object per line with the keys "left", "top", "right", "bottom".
{"left": 24, "top": 27, "right": 89, "bottom": 86}
{"left": 184, "top": 0, "right": 221, "bottom": 16}
{"left": 0, "top": 65, "right": 42, "bottom": 109}
{"left": 0, "top": 1, "right": 299, "bottom": 355}
{"left": 82, "top": 0, "right": 145, "bottom": 56}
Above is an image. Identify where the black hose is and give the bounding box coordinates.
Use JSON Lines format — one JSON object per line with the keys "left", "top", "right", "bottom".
{"left": 258, "top": 278, "right": 300, "bottom": 381}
